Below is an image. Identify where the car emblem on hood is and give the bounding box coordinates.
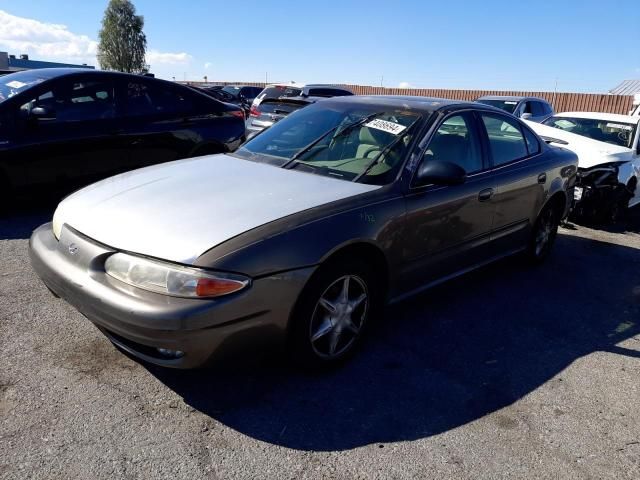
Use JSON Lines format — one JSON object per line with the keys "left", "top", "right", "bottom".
{"left": 68, "top": 243, "right": 79, "bottom": 255}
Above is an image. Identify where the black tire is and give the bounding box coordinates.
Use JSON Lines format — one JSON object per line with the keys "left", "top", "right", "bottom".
{"left": 612, "top": 178, "right": 637, "bottom": 224}
{"left": 289, "top": 258, "right": 381, "bottom": 369}
{"left": 526, "top": 203, "right": 560, "bottom": 264}
{"left": 0, "top": 173, "right": 12, "bottom": 217}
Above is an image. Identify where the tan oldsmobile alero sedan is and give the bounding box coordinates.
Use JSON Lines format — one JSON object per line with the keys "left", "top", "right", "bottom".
{"left": 30, "top": 96, "right": 578, "bottom": 368}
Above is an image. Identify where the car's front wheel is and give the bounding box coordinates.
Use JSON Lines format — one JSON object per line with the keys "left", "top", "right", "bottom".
{"left": 290, "top": 259, "right": 379, "bottom": 368}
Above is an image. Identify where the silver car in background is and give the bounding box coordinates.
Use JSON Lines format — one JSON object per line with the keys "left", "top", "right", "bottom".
{"left": 246, "top": 84, "right": 353, "bottom": 137}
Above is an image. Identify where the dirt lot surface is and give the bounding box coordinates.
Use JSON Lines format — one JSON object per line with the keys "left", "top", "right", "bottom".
{"left": 1, "top": 207, "right": 639, "bottom": 479}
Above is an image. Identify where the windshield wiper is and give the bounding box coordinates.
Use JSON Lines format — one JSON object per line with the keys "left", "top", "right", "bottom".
{"left": 353, "top": 120, "right": 419, "bottom": 182}
{"left": 282, "top": 111, "right": 384, "bottom": 168}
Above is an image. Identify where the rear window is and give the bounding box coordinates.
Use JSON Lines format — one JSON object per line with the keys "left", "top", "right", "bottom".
{"left": 307, "top": 88, "right": 353, "bottom": 97}
{"left": 256, "top": 86, "right": 303, "bottom": 103}
{"left": 221, "top": 86, "right": 241, "bottom": 97}
{"left": 477, "top": 99, "right": 519, "bottom": 114}
{"left": 258, "top": 100, "right": 306, "bottom": 115}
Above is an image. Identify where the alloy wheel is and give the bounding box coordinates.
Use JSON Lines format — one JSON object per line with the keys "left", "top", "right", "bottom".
{"left": 309, "top": 275, "right": 369, "bottom": 359}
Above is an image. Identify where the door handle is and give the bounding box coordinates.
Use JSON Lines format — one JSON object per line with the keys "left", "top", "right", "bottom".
{"left": 478, "top": 188, "right": 494, "bottom": 202}
{"left": 538, "top": 173, "right": 547, "bottom": 184}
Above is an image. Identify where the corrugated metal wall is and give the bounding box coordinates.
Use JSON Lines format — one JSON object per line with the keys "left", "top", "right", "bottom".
{"left": 187, "top": 82, "right": 635, "bottom": 114}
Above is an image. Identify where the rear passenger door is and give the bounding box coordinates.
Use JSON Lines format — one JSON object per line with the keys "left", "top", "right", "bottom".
{"left": 478, "top": 112, "right": 546, "bottom": 251}
{"left": 118, "top": 79, "right": 208, "bottom": 169}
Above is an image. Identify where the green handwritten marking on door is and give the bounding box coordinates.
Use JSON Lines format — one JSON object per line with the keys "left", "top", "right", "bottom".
{"left": 360, "top": 212, "right": 375, "bottom": 223}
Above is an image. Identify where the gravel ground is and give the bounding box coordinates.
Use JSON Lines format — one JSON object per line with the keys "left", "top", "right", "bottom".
{"left": 1, "top": 206, "right": 639, "bottom": 479}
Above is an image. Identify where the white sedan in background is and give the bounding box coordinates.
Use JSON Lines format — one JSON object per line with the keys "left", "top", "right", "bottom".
{"left": 527, "top": 112, "right": 640, "bottom": 222}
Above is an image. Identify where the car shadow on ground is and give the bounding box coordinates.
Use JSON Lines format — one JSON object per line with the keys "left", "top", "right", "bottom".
{"left": 148, "top": 232, "right": 640, "bottom": 452}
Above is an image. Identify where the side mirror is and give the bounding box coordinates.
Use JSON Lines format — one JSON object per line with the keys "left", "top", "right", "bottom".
{"left": 30, "top": 106, "right": 55, "bottom": 121}
{"left": 520, "top": 112, "right": 533, "bottom": 120}
{"left": 416, "top": 161, "right": 466, "bottom": 187}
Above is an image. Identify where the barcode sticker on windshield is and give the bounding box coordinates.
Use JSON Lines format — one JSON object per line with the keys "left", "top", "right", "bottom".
{"left": 606, "top": 123, "right": 633, "bottom": 130}
{"left": 5, "top": 80, "right": 27, "bottom": 89}
{"left": 365, "top": 119, "right": 407, "bottom": 135}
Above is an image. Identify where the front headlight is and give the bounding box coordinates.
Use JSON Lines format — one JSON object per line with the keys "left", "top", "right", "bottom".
{"left": 105, "top": 253, "right": 250, "bottom": 298}
{"left": 52, "top": 207, "right": 62, "bottom": 240}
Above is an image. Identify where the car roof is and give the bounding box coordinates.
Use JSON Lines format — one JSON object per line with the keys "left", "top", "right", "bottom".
{"left": 323, "top": 95, "right": 480, "bottom": 113}
{"left": 263, "top": 83, "right": 350, "bottom": 90}
{"left": 477, "top": 95, "right": 548, "bottom": 102}
{"left": 1, "top": 67, "right": 149, "bottom": 80}
{"left": 553, "top": 111, "right": 640, "bottom": 124}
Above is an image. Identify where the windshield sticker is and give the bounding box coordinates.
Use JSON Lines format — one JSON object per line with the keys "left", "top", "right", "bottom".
{"left": 5, "top": 80, "right": 27, "bottom": 89}
{"left": 606, "top": 123, "right": 633, "bottom": 130}
{"left": 504, "top": 101, "right": 518, "bottom": 105}
{"left": 365, "top": 119, "right": 407, "bottom": 135}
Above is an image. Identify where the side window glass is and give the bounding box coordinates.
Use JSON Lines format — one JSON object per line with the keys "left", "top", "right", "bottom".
{"left": 423, "top": 114, "right": 483, "bottom": 174}
{"left": 543, "top": 102, "right": 553, "bottom": 115}
{"left": 481, "top": 114, "right": 529, "bottom": 166}
{"left": 126, "top": 82, "right": 192, "bottom": 117}
{"left": 530, "top": 102, "right": 545, "bottom": 116}
{"left": 58, "top": 80, "right": 116, "bottom": 122}
{"left": 523, "top": 127, "right": 541, "bottom": 155}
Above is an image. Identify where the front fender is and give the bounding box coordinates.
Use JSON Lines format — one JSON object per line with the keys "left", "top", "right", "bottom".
{"left": 617, "top": 161, "right": 636, "bottom": 186}
{"left": 194, "top": 195, "right": 406, "bottom": 278}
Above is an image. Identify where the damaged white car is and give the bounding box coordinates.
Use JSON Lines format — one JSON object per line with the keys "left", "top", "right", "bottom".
{"left": 527, "top": 112, "right": 640, "bottom": 222}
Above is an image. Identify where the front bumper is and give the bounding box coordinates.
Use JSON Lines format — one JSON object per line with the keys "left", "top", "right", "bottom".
{"left": 29, "top": 223, "right": 315, "bottom": 368}
{"left": 571, "top": 163, "right": 635, "bottom": 220}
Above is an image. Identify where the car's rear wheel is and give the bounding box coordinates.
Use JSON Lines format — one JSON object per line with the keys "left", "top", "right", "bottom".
{"left": 0, "top": 172, "right": 12, "bottom": 216}
{"left": 527, "top": 203, "right": 560, "bottom": 263}
{"left": 290, "top": 259, "right": 379, "bottom": 368}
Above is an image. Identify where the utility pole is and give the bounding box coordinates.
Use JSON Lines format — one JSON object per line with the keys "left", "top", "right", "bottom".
{"left": 551, "top": 77, "right": 558, "bottom": 109}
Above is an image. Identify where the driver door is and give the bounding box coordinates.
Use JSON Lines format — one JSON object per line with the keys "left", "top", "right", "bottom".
{"left": 399, "top": 111, "right": 497, "bottom": 293}
{"left": 9, "top": 75, "right": 124, "bottom": 189}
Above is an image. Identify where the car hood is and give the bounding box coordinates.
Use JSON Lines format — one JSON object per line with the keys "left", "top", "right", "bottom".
{"left": 525, "top": 121, "right": 634, "bottom": 168}
{"left": 53, "top": 154, "right": 380, "bottom": 265}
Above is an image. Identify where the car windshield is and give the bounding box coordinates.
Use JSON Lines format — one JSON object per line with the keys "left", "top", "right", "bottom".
{"left": 477, "top": 99, "right": 519, "bottom": 114}
{"left": 233, "top": 102, "right": 423, "bottom": 185}
{"left": 542, "top": 116, "right": 637, "bottom": 148}
{"left": 0, "top": 71, "right": 49, "bottom": 104}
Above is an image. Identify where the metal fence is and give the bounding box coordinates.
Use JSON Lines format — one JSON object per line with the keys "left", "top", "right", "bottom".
{"left": 186, "top": 81, "right": 634, "bottom": 114}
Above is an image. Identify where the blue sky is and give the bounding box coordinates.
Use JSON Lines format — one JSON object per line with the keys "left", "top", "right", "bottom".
{"left": 0, "top": 0, "right": 638, "bottom": 93}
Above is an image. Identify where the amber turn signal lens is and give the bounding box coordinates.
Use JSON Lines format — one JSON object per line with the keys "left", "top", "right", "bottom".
{"left": 196, "top": 277, "right": 246, "bottom": 297}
